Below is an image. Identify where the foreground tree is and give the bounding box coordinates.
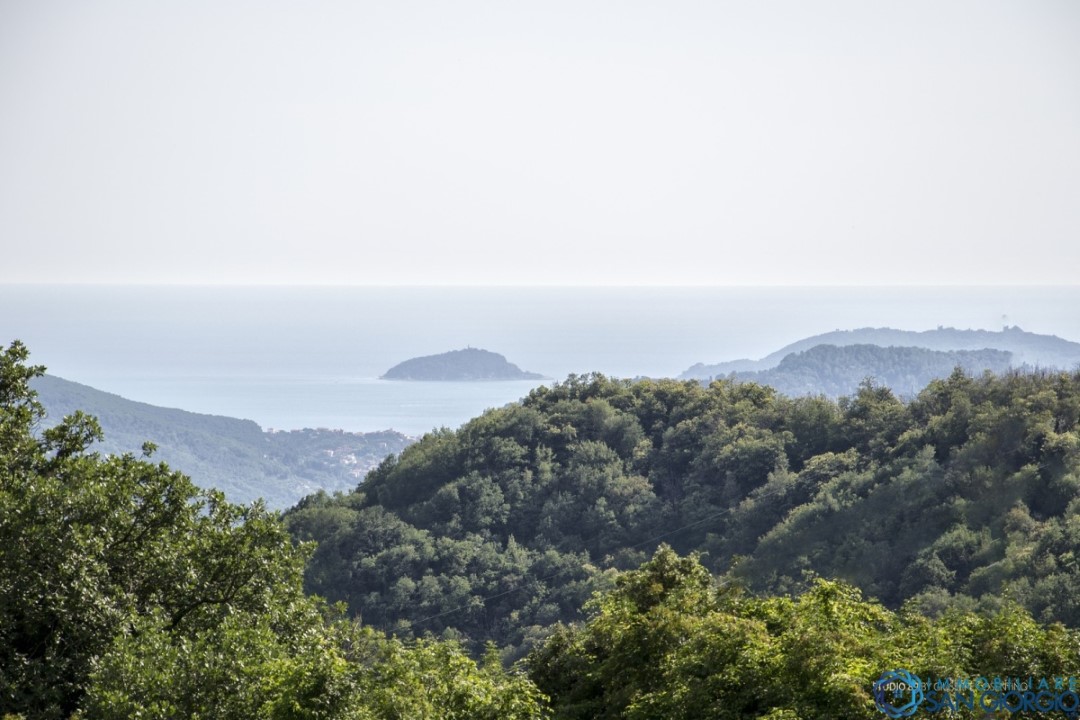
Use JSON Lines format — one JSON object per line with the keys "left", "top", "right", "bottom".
{"left": 0, "top": 341, "right": 546, "bottom": 719}
{"left": 0, "top": 341, "right": 310, "bottom": 717}
{"left": 528, "top": 546, "right": 1080, "bottom": 720}
{"left": 85, "top": 614, "right": 546, "bottom": 720}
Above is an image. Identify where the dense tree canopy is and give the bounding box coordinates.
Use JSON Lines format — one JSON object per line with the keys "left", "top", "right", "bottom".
{"left": 8, "top": 337, "right": 1080, "bottom": 718}
{"left": 290, "top": 368, "right": 1080, "bottom": 658}
{"left": 529, "top": 546, "right": 1080, "bottom": 720}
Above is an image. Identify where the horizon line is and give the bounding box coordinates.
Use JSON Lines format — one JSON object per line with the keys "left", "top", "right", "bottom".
{"left": 3, "top": 282, "right": 1080, "bottom": 289}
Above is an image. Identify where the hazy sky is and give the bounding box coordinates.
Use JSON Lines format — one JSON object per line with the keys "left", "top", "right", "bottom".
{"left": 1, "top": 0, "right": 1078, "bottom": 285}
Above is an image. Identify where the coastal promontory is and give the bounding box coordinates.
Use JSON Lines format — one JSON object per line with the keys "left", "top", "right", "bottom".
{"left": 381, "top": 348, "right": 545, "bottom": 381}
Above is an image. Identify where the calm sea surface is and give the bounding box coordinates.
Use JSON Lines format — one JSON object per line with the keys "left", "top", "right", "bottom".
{"left": 2, "top": 286, "right": 1077, "bottom": 436}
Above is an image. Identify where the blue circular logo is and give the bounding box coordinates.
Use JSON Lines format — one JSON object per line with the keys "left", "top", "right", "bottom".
{"left": 874, "top": 669, "right": 924, "bottom": 718}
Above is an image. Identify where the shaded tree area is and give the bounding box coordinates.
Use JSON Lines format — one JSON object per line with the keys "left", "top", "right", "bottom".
{"left": 290, "top": 367, "right": 1080, "bottom": 657}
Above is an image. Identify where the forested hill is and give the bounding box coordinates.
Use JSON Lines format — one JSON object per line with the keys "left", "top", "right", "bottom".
{"left": 11, "top": 341, "right": 1080, "bottom": 719}
{"left": 726, "top": 344, "right": 1013, "bottom": 397}
{"left": 288, "top": 368, "right": 1080, "bottom": 660}
{"left": 680, "top": 325, "right": 1080, "bottom": 380}
{"left": 32, "top": 374, "right": 412, "bottom": 508}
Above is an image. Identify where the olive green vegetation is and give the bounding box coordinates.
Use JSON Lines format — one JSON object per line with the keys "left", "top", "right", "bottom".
{"left": 0, "top": 341, "right": 544, "bottom": 720}
{"left": 288, "top": 367, "right": 1080, "bottom": 660}
{"left": 529, "top": 545, "right": 1080, "bottom": 720}
{"left": 8, "top": 337, "right": 1080, "bottom": 720}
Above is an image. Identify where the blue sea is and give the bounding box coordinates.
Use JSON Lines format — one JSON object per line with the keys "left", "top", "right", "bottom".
{"left": 1, "top": 285, "right": 1077, "bottom": 436}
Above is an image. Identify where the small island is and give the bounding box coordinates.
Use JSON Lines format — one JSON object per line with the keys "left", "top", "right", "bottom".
{"left": 381, "top": 348, "right": 545, "bottom": 381}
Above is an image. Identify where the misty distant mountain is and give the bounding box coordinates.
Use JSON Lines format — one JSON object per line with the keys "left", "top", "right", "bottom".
{"left": 31, "top": 375, "right": 412, "bottom": 509}
{"left": 720, "top": 344, "right": 1012, "bottom": 398}
{"left": 680, "top": 326, "right": 1080, "bottom": 381}
{"left": 381, "top": 348, "right": 545, "bottom": 381}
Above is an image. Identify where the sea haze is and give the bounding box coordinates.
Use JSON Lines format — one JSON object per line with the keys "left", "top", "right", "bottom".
{"left": 2, "top": 285, "right": 1077, "bottom": 436}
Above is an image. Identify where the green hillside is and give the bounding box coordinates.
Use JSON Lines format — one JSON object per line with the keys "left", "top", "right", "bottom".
{"left": 8, "top": 339, "right": 1080, "bottom": 720}
{"left": 32, "top": 374, "right": 412, "bottom": 509}
{"left": 726, "top": 343, "right": 1013, "bottom": 397}
{"left": 288, "top": 368, "right": 1080, "bottom": 661}
{"left": 681, "top": 325, "right": 1080, "bottom": 380}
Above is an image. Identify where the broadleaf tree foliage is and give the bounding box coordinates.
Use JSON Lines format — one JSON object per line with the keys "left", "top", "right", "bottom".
{"left": 528, "top": 545, "right": 1080, "bottom": 720}
{"left": 0, "top": 341, "right": 546, "bottom": 720}
{"left": 7, "top": 337, "right": 1080, "bottom": 719}
{"left": 290, "top": 368, "right": 1080, "bottom": 659}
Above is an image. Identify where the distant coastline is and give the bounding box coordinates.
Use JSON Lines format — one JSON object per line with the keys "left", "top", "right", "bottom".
{"left": 4, "top": 285, "right": 1079, "bottom": 434}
